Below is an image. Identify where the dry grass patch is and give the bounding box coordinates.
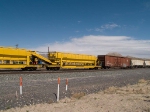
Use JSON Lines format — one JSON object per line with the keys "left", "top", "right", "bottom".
{"left": 103, "top": 86, "right": 118, "bottom": 94}
{"left": 132, "top": 88, "right": 147, "bottom": 94}
{"left": 48, "top": 99, "right": 54, "bottom": 104}
{"left": 144, "top": 108, "right": 150, "bottom": 112}
{"left": 71, "top": 92, "right": 85, "bottom": 99}
{"left": 103, "top": 79, "right": 150, "bottom": 95}
{"left": 138, "top": 79, "right": 148, "bottom": 83}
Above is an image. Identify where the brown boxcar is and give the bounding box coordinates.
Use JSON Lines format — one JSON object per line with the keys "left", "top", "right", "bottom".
{"left": 97, "top": 55, "right": 131, "bottom": 69}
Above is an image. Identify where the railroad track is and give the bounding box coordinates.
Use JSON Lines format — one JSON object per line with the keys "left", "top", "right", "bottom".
{"left": 0, "top": 69, "right": 105, "bottom": 74}
{"left": 0, "top": 68, "right": 142, "bottom": 75}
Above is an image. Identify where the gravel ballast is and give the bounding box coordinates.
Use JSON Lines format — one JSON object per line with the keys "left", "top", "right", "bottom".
{"left": 0, "top": 68, "right": 150, "bottom": 110}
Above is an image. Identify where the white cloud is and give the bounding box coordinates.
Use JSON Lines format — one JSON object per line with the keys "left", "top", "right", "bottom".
{"left": 86, "top": 29, "right": 93, "bottom": 32}
{"left": 75, "top": 30, "right": 79, "bottom": 33}
{"left": 101, "top": 23, "right": 120, "bottom": 29}
{"left": 95, "top": 23, "right": 120, "bottom": 32}
{"left": 78, "top": 21, "right": 81, "bottom": 23}
{"left": 95, "top": 28, "right": 104, "bottom": 32}
{"left": 30, "top": 35, "right": 150, "bottom": 58}
{"left": 144, "top": 2, "right": 150, "bottom": 8}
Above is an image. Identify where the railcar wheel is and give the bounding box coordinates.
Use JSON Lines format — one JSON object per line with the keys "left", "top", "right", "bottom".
{"left": 33, "top": 67, "right": 37, "bottom": 71}
{"left": 53, "top": 67, "right": 60, "bottom": 71}
{"left": 56, "top": 67, "right": 60, "bottom": 70}
{"left": 46, "top": 67, "right": 50, "bottom": 70}
{"left": 94, "top": 67, "right": 98, "bottom": 70}
{"left": 29, "top": 68, "right": 34, "bottom": 71}
{"left": 21, "top": 68, "right": 26, "bottom": 71}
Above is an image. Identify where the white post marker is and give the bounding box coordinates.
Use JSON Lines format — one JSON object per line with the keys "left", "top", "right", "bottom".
{"left": 57, "top": 77, "right": 60, "bottom": 102}
{"left": 20, "top": 77, "right": 22, "bottom": 95}
{"left": 66, "top": 79, "right": 68, "bottom": 91}
{"left": 16, "top": 91, "right": 18, "bottom": 99}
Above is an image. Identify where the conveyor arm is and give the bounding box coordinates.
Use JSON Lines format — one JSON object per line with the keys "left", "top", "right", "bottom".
{"left": 30, "top": 51, "right": 52, "bottom": 64}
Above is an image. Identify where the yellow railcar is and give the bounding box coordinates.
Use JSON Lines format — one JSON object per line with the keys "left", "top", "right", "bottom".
{"left": 0, "top": 47, "right": 51, "bottom": 70}
{"left": 46, "top": 51, "right": 100, "bottom": 70}
{"left": 0, "top": 46, "right": 101, "bottom": 70}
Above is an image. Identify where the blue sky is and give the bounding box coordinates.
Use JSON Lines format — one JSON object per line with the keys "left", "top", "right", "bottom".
{"left": 0, "top": 0, "right": 150, "bottom": 58}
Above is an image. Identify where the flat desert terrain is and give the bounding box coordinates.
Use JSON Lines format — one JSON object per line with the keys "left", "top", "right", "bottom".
{"left": 1, "top": 79, "right": 150, "bottom": 112}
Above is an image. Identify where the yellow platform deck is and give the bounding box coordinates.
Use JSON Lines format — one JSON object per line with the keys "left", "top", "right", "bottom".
{"left": 47, "top": 51, "right": 100, "bottom": 70}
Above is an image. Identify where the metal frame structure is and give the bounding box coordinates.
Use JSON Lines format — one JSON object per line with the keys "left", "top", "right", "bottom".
{"left": 46, "top": 52, "right": 100, "bottom": 70}
{"left": 0, "top": 46, "right": 101, "bottom": 71}
{"left": 0, "top": 47, "right": 51, "bottom": 70}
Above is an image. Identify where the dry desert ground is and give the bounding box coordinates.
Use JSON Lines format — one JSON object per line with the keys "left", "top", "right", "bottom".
{"left": 1, "top": 79, "right": 150, "bottom": 112}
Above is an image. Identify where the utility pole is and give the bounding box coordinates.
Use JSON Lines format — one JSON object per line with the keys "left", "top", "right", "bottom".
{"left": 16, "top": 44, "right": 18, "bottom": 48}
{"left": 48, "top": 46, "right": 49, "bottom": 53}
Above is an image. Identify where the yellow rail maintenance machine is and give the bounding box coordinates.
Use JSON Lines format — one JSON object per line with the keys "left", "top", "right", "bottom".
{"left": 45, "top": 51, "right": 100, "bottom": 70}
{"left": 0, "top": 47, "right": 51, "bottom": 70}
